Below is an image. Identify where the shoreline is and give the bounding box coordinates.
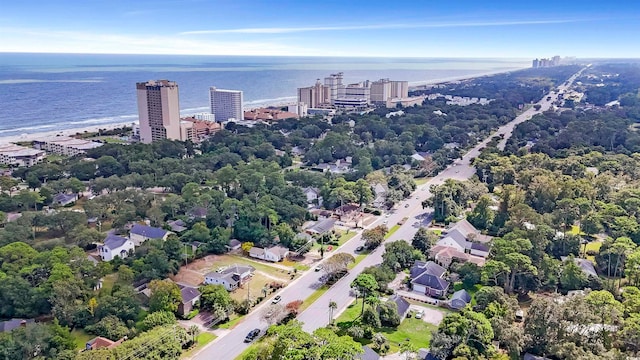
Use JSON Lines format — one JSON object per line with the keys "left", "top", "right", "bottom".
{"left": 0, "top": 67, "right": 528, "bottom": 145}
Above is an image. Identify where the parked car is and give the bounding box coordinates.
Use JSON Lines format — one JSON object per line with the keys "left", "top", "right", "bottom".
{"left": 415, "top": 310, "right": 425, "bottom": 319}
{"left": 244, "top": 329, "right": 261, "bottom": 342}
{"left": 355, "top": 246, "right": 364, "bottom": 252}
{"left": 314, "top": 265, "right": 323, "bottom": 272}
{"left": 272, "top": 295, "right": 282, "bottom": 304}
{"left": 404, "top": 203, "right": 410, "bottom": 208}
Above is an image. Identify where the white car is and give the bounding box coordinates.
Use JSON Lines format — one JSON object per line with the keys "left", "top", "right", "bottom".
{"left": 415, "top": 310, "right": 425, "bottom": 319}
{"left": 272, "top": 295, "right": 282, "bottom": 304}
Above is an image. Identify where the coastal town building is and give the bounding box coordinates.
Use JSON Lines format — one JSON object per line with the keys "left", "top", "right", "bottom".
{"left": 136, "top": 80, "right": 182, "bottom": 144}
{"left": 204, "top": 264, "right": 255, "bottom": 291}
{"left": 248, "top": 245, "right": 289, "bottom": 262}
{"left": 210, "top": 87, "right": 243, "bottom": 122}
{"left": 370, "top": 79, "right": 409, "bottom": 104}
{"left": 33, "top": 136, "right": 102, "bottom": 156}
{"left": 178, "top": 117, "right": 222, "bottom": 143}
{"left": 243, "top": 108, "right": 298, "bottom": 121}
{"left": 288, "top": 102, "right": 308, "bottom": 117}
{"left": 98, "top": 234, "right": 135, "bottom": 261}
{"left": 0, "top": 143, "right": 45, "bottom": 167}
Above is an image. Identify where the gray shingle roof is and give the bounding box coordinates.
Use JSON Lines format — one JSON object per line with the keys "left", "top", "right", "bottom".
{"left": 53, "top": 193, "right": 76, "bottom": 204}
{"left": 412, "top": 273, "right": 449, "bottom": 291}
{"left": 390, "top": 294, "right": 410, "bottom": 317}
{"left": 307, "top": 218, "right": 337, "bottom": 234}
{"left": 359, "top": 346, "right": 380, "bottom": 360}
{"left": 410, "top": 261, "right": 446, "bottom": 279}
{"left": 205, "top": 264, "right": 255, "bottom": 283}
{"left": 561, "top": 256, "right": 598, "bottom": 277}
{"left": 103, "top": 234, "right": 129, "bottom": 250}
{"left": 180, "top": 286, "right": 201, "bottom": 303}
{"left": 130, "top": 224, "right": 168, "bottom": 239}
{"left": 0, "top": 319, "right": 34, "bottom": 332}
{"left": 450, "top": 289, "right": 472, "bottom": 309}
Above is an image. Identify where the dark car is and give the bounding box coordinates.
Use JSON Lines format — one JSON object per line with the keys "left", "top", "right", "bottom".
{"left": 355, "top": 246, "right": 364, "bottom": 252}
{"left": 244, "top": 328, "right": 261, "bottom": 342}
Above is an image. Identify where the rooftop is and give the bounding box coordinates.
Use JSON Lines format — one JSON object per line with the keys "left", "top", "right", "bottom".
{"left": 130, "top": 224, "right": 169, "bottom": 239}
{"left": 102, "top": 234, "right": 129, "bottom": 250}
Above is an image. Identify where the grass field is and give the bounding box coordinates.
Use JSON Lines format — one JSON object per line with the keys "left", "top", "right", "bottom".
{"left": 348, "top": 254, "right": 367, "bottom": 270}
{"left": 584, "top": 241, "right": 603, "bottom": 262}
{"left": 414, "top": 177, "right": 432, "bottom": 186}
{"left": 385, "top": 225, "right": 401, "bottom": 239}
{"left": 71, "top": 328, "right": 94, "bottom": 349}
{"left": 182, "top": 332, "right": 217, "bottom": 358}
{"left": 298, "top": 285, "right": 330, "bottom": 312}
{"left": 336, "top": 298, "right": 436, "bottom": 353}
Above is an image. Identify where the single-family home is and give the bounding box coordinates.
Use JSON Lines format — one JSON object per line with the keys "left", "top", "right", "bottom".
{"left": 53, "top": 193, "right": 78, "bottom": 206}
{"left": 388, "top": 294, "right": 411, "bottom": 319}
{"left": 358, "top": 346, "right": 380, "bottom": 360}
{"left": 227, "top": 239, "right": 242, "bottom": 251}
{"left": 249, "top": 245, "right": 290, "bottom": 262}
{"left": 561, "top": 256, "right": 598, "bottom": 278}
{"left": 449, "top": 289, "right": 472, "bottom": 310}
{"left": 204, "top": 264, "right": 255, "bottom": 291}
{"left": 188, "top": 206, "right": 208, "bottom": 219}
{"left": 0, "top": 319, "right": 34, "bottom": 332}
{"left": 303, "top": 187, "right": 323, "bottom": 208}
{"left": 177, "top": 285, "right": 201, "bottom": 317}
{"left": 410, "top": 261, "right": 450, "bottom": 298}
{"left": 86, "top": 336, "right": 126, "bottom": 351}
{"left": 306, "top": 218, "right": 337, "bottom": 235}
{"left": 430, "top": 245, "right": 486, "bottom": 268}
{"left": 436, "top": 229, "right": 490, "bottom": 257}
{"left": 98, "top": 234, "right": 135, "bottom": 261}
{"left": 129, "top": 224, "right": 171, "bottom": 246}
{"left": 167, "top": 219, "right": 188, "bottom": 234}
{"left": 372, "top": 183, "right": 388, "bottom": 209}
{"left": 449, "top": 219, "right": 492, "bottom": 244}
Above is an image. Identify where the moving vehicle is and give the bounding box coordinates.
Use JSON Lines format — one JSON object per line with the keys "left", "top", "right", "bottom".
{"left": 355, "top": 246, "right": 364, "bottom": 252}
{"left": 404, "top": 203, "right": 410, "bottom": 208}
{"left": 314, "top": 265, "right": 323, "bottom": 272}
{"left": 272, "top": 295, "right": 282, "bottom": 304}
{"left": 244, "top": 329, "right": 261, "bottom": 342}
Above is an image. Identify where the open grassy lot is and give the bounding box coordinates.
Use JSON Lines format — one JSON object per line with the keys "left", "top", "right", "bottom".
{"left": 71, "top": 328, "right": 94, "bottom": 350}
{"left": 181, "top": 332, "right": 217, "bottom": 358}
{"left": 336, "top": 298, "right": 436, "bottom": 353}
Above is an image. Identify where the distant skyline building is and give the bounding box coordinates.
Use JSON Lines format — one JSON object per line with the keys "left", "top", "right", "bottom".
{"left": 209, "top": 87, "right": 243, "bottom": 122}
{"left": 532, "top": 55, "right": 562, "bottom": 68}
{"left": 136, "top": 80, "right": 182, "bottom": 144}
{"left": 370, "top": 78, "right": 409, "bottom": 104}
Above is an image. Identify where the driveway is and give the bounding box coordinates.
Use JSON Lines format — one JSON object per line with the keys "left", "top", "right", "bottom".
{"left": 409, "top": 304, "right": 445, "bottom": 326}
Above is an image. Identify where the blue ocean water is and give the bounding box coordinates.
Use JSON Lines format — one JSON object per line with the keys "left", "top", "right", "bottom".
{"left": 0, "top": 53, "right": 529, "bottom": 138}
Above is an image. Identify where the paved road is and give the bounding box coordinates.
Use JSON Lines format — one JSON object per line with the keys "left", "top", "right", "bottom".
{"left": 192, "top": 68, "right": 584, "bottom": 360}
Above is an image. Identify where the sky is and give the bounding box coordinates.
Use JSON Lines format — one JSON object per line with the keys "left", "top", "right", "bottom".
{"left": 1, "top": 0, "right": 639, "bottom": 58}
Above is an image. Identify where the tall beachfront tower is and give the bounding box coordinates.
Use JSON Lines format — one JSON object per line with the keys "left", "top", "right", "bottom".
{"left": 209, "top": 87, "right": 243, "bottom": 122}
{"left": 136, "top": 80, "right": 181, "bottom": 144}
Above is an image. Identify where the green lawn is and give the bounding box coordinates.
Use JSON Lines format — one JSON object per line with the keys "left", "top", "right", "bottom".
{"left": 71, "top": 328, "right": 94, "bottom": 349}
{"left": 584, "top": 241, "right": 603, "bottom": 262}
{"left": 348, "top": 254, "right": 367, "bottom": 270}
{"left": 214, "top": 255, "right": 292, "bottom": 280}
{"left": 384, "top": 225, "right": 401, "bottom": 239}
{"left": 298, "top": 285, "right": 330, "bottom": 312}
{"left": 336, "top": 298, "right": 436, "bottom": 353}
{"left": 216, "top": 314, "right": 245, "bottom": 330}
{"left": 414, "top": 177, "right": 432, "bottom": 186}
{"left": 338, "top": 231, "right": 357, "bottom": 245}
{"left": 99, "top": 273, "right": 118, "bottom": 295}
{"left": 430, "top": 229, "right": 443, "bottom": 236}
{"left": 182, "top": 332, "right": 217, "bottom": 358}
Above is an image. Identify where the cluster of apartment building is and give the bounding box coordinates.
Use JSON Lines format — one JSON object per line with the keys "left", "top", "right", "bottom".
{"left": 532, "top": 55, "right": 561, "bottom": 68}
{"left": 0, "top": 143, "right": 45, "bottom": 167}
{"left": 33, "top": 136, "right": 103, "bottom": 156}
{"left": 136, "top": 80, "right": 240, "bottom": 144}
{"left": 296, "top": 73, "right": 412, "bottom": 112}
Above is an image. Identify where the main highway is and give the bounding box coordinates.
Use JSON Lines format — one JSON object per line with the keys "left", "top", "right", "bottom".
{"left": 192, "top": 68, "right": 584, "bottom": 360}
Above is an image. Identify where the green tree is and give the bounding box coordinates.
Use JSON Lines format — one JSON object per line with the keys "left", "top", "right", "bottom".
{"left": 411, "top": 227, "right": 438, "bottom": 255}
{"left": 560, "top": 256, "right": 588, "bottom": 291}
{"left": 199, "top": 284, "right": 234, "bottom": 315}
{"left": 362, "top": 306, "right": 381, "bottom": 328}
{"left": 351, "top": 273, "right": 378, "bottom": 316}
{"left": 362, "top": 225, "right": 387, "bottom": 250}
{"left": 467, "top": 195, "right": 495, "bottom": 230}
{"left": 139, "top": 311, "right": 177, "bottom": 331}
{"left": 148, "top": 279, "right": 182, "bottom": 314}
{"left": 86, "top": 315, "right": 130, "bottom": 341}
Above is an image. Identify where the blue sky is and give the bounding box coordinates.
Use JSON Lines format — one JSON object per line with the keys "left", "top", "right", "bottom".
{"left": 1, "top": 0, "right": 639, "bottom": 57}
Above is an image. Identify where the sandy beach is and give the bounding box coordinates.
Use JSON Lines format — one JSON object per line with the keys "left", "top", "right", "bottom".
{"left": 0, "top": 68, "right": 527, "bottom": 145}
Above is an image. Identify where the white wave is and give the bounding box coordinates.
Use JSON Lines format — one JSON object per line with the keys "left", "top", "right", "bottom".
{"left": 67, "top": 115, "right": 138, "bottom": 126}
{"left": 0, "top": 124, "right": 57, "bottom": 134}
{"left": 0, "top": 79, "right": 104, "bottom": 85}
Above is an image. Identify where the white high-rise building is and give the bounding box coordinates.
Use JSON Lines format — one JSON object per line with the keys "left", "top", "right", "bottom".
{"left": 136, "top": 80, "right": 182, "bottom": 144}
{"left": 324, "top": 72, "right": 344, "bottom": 104}
{"left": 210, "top": 87, "right": 243, "bottom": 122}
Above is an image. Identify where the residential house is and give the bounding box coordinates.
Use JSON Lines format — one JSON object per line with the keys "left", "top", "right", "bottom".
{"left": 449, "top": 289, "right": 472, "bottom": 310}
{"left": 249, "top": 245, "right": 290, "bottom": 262}
{"left": 436, "top": 229, "right": 490, "bottom": 257}
{"left": 227, "top": 239, "right": 242, "bottom": 251}
{"left": 358, "top": 346, "right": 380, "bottom": 360}
{"left": 449, "top": 219, "right": 492, "bottom": 244}
{"left": 188, "top": 206, "right": 208, "bottom": 219}
{"left": 410, "top": 261, "right": 450, "bottom": 298}
{"left": 388, "top": 294, "right": 411, "bottom": 319}
{"left": 430, "top": 245, "right": 486, "bottom": 268}
{"left": 306, "top": 217, "right": 337, "bottom": 235}
{"left": 53, "top": 193, "right": 78, "bottom": 206}
{"left": 561, "top": 256, "right": 598, "bottom": 278}
{"left": 167, "top": 219, "right": 188, "bottom": 234}
{"left": 86, "top": 336, "right": 126, "bottom": 351}
{"left": 177, "top": 285, "right": 201, "bottom": 317}
{"left": 204, "top": 264, "right": 255, "bottom": 291}
{"left": 303, "top": 187, "right": 323, "bottom": 208}
{"left": 0, "top": 319, "right": 34, "bottom": 332}
{"left": 129, "top": 224, "right": 170, "bottom": 246}
{"left": 372, "top": 183, "right": 387, "bottom": 209}
{"left": 98, "top": 234, "right": 135, "bottom": 261}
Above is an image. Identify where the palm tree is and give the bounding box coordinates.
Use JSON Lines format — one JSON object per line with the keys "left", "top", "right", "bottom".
{"left": 328, "top": 300, "right": 337, "bottom": 324}
{"left": 188, "top": 325, "right": 201, "bottom": 344}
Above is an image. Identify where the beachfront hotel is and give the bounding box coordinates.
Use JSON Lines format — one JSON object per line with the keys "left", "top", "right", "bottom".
{"left": 136, "top": 80, "right": 182, "bottom": 144}
{"left": 33, "top": 136, "right": 103, "bottom": 156}
{"left": 0, "top": 143, "right": 46, "bottom": 167}
{"left": 209, "top": 87, "right": 243, "bottom": 122}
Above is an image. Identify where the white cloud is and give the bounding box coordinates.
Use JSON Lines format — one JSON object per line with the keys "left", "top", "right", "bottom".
{"left": 180, "top": 19, "right": 586, "bottom": 35}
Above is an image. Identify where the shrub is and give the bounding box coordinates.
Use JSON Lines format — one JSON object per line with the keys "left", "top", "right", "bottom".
{"left": 139, "top": 311, "right": 176, "bottom": 331}
{"left": 184, "top": 309, "right": 199, "bottom": 320}
{"left": 347, "top": 325, "right": 365, "bottom": 339}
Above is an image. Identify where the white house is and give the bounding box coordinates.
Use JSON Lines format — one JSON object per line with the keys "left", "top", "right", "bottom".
{"left": 204, "top": 264, "right": 255, "bottom": 291}
{"left": 98, "top": 234, "right": 135, "bottom": 261}
{"left": 129, "top": 224, "right": 171, "bottom": 246}
{"left": 249, "top": 245, "right": 289, "bottom": 262}
{"left": 303, "top": 187, "right": 322, "bottom": 208}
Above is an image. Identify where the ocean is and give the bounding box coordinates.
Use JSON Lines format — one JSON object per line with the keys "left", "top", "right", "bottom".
{"left": 0, "top": 53, "right": 530, "bottom": 138}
